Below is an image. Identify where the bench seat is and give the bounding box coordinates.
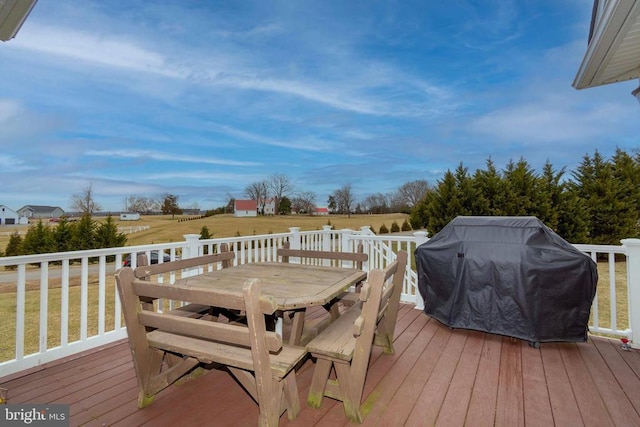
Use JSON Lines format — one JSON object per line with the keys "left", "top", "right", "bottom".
{"left": 148, "top": 330, "right": 307, "bottom": 378}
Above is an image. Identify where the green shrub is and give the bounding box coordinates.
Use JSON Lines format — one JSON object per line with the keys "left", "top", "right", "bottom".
{"left": 401, "top": 219, "right": 412, "bottom": 231}
{"left": 390, "top": 221, "right": 400, "bottom": 233}
{"left": 379, "top": 223, "right": 389, "bottom": 234}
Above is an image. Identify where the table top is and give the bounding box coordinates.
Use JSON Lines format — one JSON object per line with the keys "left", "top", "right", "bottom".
{"left": 174, "top": 262, "right": 367, "bottom": 310}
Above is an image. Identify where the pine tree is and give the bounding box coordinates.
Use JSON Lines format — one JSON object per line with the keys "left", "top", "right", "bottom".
{"left": 21, "top": 220, "right": 54, "bottom": 255}
{"left": 72, "top": 214, "right": 97, "bottom": 250}
{"left": 472, "top": 158, "right": 505, "bottom": 216}
{"left": 571, "top": 150, "right": 633, "bottom": 244}
{"left": 95, "top": 215, "right": 127, "bottom": 248}
{"left": 5, "top": 232, "right": 23, "bottom": 257}
{"left": 502, "top": 158, "right": 540, "bottom": 216}
{"left": 200, "top": 226, "right": 212, "bottom": 239}
{"left": 611, "top": 148, "right": 640, "bottom": 237}
{"left": 424, "top": 170, "right": 464, "bottom": 233}
{"left": 52, "top": 217, "right": 74, "bottom": 253}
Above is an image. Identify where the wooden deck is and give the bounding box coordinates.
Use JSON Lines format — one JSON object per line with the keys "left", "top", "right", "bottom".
{"left": 2, "top": 304, "right": 640, "bottom": 426}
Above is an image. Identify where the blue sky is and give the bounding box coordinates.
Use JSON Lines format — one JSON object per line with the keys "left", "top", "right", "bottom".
{"left": 1, "top": 0, "right": 638, "bottom": 212}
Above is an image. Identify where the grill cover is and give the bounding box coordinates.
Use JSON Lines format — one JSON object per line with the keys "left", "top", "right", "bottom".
{"left": 415, "top": 216, "right": 598, "bottom": 343}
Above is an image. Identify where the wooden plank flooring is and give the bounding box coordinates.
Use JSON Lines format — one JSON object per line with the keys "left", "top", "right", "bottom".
{"left": 2, "top": 304, "right": 640, "bottom": 426}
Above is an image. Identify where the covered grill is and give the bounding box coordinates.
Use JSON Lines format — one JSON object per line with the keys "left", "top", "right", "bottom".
{"left": 415, "top": 216, "right": 598, "bottom": 344}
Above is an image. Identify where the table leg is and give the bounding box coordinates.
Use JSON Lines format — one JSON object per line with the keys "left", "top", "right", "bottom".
{"left": 289, "top": 310, "right": 306, "bottom": 346}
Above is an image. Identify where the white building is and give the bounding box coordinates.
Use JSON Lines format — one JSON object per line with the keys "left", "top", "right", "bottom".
{"left": 0, "top": 205, "right": 24, "bottom": 225}
{"left": 234, "top": 200, "right": 258, "bottom": 217}
{"left": 120, "top": 213, "right": 141, "bottom": 221}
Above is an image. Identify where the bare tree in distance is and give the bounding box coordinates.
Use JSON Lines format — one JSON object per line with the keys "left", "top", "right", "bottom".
{"left": 397, "top": 180, "right": 430, "bottom": 208}
{"left": 124, "top": 195, "right": 156, "bottom": 214}
{"left": 292, "top": 190, "right": 317, "bottom": 214}
{"left": 333, "top": 184, "right": 355, "bottom": 217}
{"left": 70, "top": 183, "right": 102, "bottom": 215}
{"left": 267, "top": 173, "right": 295, "bottom": 215}
{"left": 245, "top": 180, "right": 268, "bottom": 214}
{"left": 362, "top": 193, "right": 390, "bottom": 214}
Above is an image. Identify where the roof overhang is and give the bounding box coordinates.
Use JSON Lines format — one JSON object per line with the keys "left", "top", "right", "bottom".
{"left": 573, "top": 0, "right": 640, "bottom": 89}
{"left": 0, "top": 0, "right": 37, "bottom": 42}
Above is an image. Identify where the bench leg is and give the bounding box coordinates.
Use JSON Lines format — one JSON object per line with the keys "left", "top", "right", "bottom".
{"left": 307, "top": 358, "right": 332, "bottom": 408}
{"left": 258, "top": 379, "right": 284, "bottom": 427}
{"left": 333, "top": 362, "right": 363, "bottom": 423}
{"left": 283, "top": 371, "right": 301, "bottom": 420}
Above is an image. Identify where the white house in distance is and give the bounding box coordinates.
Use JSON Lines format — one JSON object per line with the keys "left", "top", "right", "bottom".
{"left": 17, "top": 205, "right": 65, "bottom": 220}
{"left": 0, "top": 205, "right": 25, "bottom": 225}
{"left": 260, "top": 198, "right": 276, "bottom": 215}
{"left": 234, "top": 200, "right": 258, "bottom": 217}
{"left": 313, "top": 207, "right": 329, "bottom": 216}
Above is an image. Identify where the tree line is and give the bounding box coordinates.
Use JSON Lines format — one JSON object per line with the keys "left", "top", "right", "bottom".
{"left": 1, "top": 215, "right": 127, "bottom": 262}
{"left": 410, "top": 148, "right": 640, "bottom": 245}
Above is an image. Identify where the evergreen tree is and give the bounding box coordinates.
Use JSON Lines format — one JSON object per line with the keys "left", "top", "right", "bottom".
{"left": 537, "top": 161, "right": 563, "bottom": 229}
{"left": 52, "top": 217, "right": 75, "bottom": 253}
{"left": 556, "top": 185, "right": 589, "bottom": 243}
{"left": 72, "top": 214, "right": 97, "bottom": 250}
{"left": 3, "top": 232, "right": 22, "bottom": 270}
{"left": 278, "top": 196, "right": 292, "bottom": 215}
{"left": 472, "top": 158, "right": 505, "bottom": 216}
{"left": 21, "top": 220, "right": 54, "bottom": 255}
{"left": 95, "top": 215, "right": 127, "bottom": 248}
{"left": 5, "top": 232, "right": 23, "bottom": 257}
{"left": 425, "top": 170, "right": 465, "bottom": 233}
{"left": 611, "top": 148, "right": 640, "bottom": 237}
{"left": 501, "top": 158, "right": 540, "bottom": 216}
{"left": 453, "top": 163, "right": 477, "bottom": 215}
{"left": 571, "top": 150, "right": 633, "bottom": 244}
{"left": 200, "top": 226, "right": 212, "bottom": 239}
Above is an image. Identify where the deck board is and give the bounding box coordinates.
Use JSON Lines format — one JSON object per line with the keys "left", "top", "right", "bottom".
{"left": 2, "top": 304, "right": 640, "bottom": 427}
{"left": 521, "top": 340, "right": 554, "bottom": 427}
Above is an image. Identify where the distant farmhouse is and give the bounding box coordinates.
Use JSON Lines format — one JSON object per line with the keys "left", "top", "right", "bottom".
{"left": 0, "top": 205, "right": 27, "bottom": 225}
{"left": 234, "top": 200, "right": 257, "bottom": 217}
{"left": 17, "top": 205, "right": 65, "bottom": 220}
{"left": 259, "top": 198, "right": 276, "bottom": 215}
{"left": 313, "top": 207, "right": 329, "bottom": 216}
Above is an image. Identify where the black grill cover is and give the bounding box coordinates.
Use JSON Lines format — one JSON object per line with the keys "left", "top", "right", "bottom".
{"left": 415, "top": 216, "right": 598, "bottom": 343}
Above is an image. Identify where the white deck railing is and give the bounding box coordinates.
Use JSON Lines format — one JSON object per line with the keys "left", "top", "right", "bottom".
{"left": 0, "top": 226, "right": 638, "bottom": 378}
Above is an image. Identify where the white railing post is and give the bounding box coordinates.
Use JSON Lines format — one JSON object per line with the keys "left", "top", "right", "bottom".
{"left": 183, "top": 234, "right": 201, "bottom": 258}
{"left": 321, "top": 225, "right": 333, "bottom": 251}
{"left": 413, "top": 231, "right": 429, "bottom": 247}
{"left": 339, "top": 229, "right": 353, "bottom": 252}
{"left": 621, "top": 238, "right": 640, "bottom": 348}
{"left": 360, "top": 225, "right": 373, "bottom": 235}
{"left": 413, "top": 231, "right": 428, "bottom": 308}
{"left": 288, "top": 227, "right": 301, "bottom": 250}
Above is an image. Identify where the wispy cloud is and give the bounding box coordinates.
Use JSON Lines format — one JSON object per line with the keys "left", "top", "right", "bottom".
{"left": 9, "top": 25, "right": 187, "bottom": 78}
{"left": 86, "top": 149, "right": 260, "bottom": 167}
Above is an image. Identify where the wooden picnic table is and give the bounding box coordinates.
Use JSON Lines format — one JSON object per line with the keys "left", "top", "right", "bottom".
{"left": 174, "top": 262, "right": 367, "bottom": 345}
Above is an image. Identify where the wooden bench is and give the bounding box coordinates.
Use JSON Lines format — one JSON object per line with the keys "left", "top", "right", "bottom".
{"left": 276, "top": 242, "right": 369, "bottom": 345}
{"left": 116, "top": 253, "right": 307, "bottom": 425}
{"left": 133, "top": 245, "right": 240, "bottom": 321}
{"left": 276, "top": 241, "right": 368, "bottom": 270}
{"left": 305, "top": 250, "right": 408, "bottom": 423}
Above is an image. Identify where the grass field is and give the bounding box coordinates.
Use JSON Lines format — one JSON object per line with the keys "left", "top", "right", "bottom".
{"left": 0, "top": 213, "right": 413, "bottom": 250}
